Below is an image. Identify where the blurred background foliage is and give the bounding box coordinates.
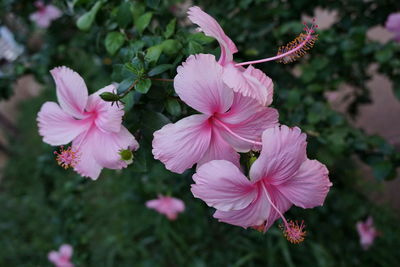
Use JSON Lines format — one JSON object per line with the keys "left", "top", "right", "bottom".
{"left": 0, "top": 0, "right": 400, "bottom": 266}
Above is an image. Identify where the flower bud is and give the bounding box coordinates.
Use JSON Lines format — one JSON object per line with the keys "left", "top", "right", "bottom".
{"left": 119, "top": 149, "right": 134, "bottom": 164}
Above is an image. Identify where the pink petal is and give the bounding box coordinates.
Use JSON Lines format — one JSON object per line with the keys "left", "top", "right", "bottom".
{"left": 192, "top": 160, "right": 257, "bottom": 211}
{"left": 277, "top": 159, "right": 332, "bottom": 209}
{"left": 174, "top": 54, "right": 233, "bottom": 115}
{"left": 72, "top": 130, "right": 102, "bottom": 180}
{"left": 146, "top": 196, "right": 185, "bottom": 220}
{"left": 86, "top": 85, "right": 124, "bottom": 133}
{"left": 37, "top": 102, "right": 90, "bottom": 146}
{"left": 152, "top": 114, "right": 212, "bottom": 174}
{"left": 196, "top": 129, "right": 240, "bottom": 168}
{"left": 222, "top": 64, "right": 274, "bottom": 106}
{"left": 59, "top": 244, "right": 73, "bottom": 259}
{"left": 92, "top": 126, "right": 139, "bottom": 169}
{"left": 188, "top": 6, "right": 237, "bottom": 65}
{"left": 45, "top": 5, "right": 62, "bottom": 20}
{"left": 215, "top": 93, "right": 278, "bottom": 152}
{"left": 50, "top": 66, "right": 89, "bottom": 119}
{"left": 48, "top": 251, "right": 60, "bottom": 264}
{"left": 385, "top": 13, "right": 400, "bottom": 33}
{"left": 214, "top": 185, "right": 271, "bottom": 228}
{"left": 249, "top": 125, "right": 307, "bottom": 184}
{"left": 73, "top": 126, "right": 138, "bottom": 180}
{"left": 170, "top": 197, "right": 185, "bottom": 213}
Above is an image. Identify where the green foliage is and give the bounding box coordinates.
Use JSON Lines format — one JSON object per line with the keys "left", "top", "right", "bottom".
{"left": 1, "top": 0, "right": 400, "bottom": 265}
{"left": 105, "top": 32, "right": 125, "bottom": 55}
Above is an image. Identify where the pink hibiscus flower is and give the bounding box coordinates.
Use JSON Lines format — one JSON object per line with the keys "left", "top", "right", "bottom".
{"left": 191, "top": 125, "right": 332, "bottom": 243}
{"left": 37, "top": 66, "right": 139, "bottom": 180}
{"left": 152, "top": 54, "right": 278, "bottom": 174}
{"left": 146, "top": 195, "right": 185, "bottom": 220}
{"left": 356, "top": 216, "right": 379, "bottom": 250}
{"left": 30, "top": 1, "right": 62, "bottom": 29}
{"left": 188, "top": 6, "right": 317, "bottom": 106}
{"left": 385, "top": 12, "right": 400, "bottom": 42}
{"left": 48, "top": 244, "right": 74, "bottom": 267}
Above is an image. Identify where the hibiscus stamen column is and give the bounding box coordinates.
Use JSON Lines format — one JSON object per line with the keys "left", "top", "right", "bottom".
{"left": 235, "top": 20, "right": 318, "bottom": 67}
{"left": 213, "top": 118, "right": 263, "bottom": 146}
{"left": 261, "top": 182, "right": 306, "bottom": 244}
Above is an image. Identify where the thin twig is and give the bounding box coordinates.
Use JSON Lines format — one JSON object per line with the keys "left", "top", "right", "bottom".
{"left": 150, "top": 78, "right": 174, "bottom": 82}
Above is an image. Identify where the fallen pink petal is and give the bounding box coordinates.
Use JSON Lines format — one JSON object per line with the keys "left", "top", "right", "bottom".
{"left": 30, "top": 1, "right": 62, "bottom": 29}
{"left": 356, "top": 216, "right": 379, "bottom": 250}
{"left": 48, "top": 244, "right": 74, "bottom": 267}
{"left": 146, "top": 195, "right": 185, "bottom": 220}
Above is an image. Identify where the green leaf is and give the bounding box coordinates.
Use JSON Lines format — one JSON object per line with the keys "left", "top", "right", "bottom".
{"left": 121, "top": 93, "right": 135, "bottom": 111}
{"left": 164, "top": 18, "right": 176, "bottom": 39}
{"left": 117, "top": 77, "right": 135, "bottom": 94}
{"left": 145, "top": 45, "right": 163, "bottom": 63}
{"left": 135, "top": 78, "right": 152, "bottom": 94}
{"left": 117, "top": 2, "right": 132, "bottom": 28}
{"left": 136, "top": 12, "right": 153, "bottom": 35}
{"left": 165, "top": 99, "right": 181, "bottom": 116}
{"left": 130, "top": 141, "right": 148, "bottom": 173}
{"left": 161, "top": 39, "right": 182, "bottom": 55}
{"left": 187, "top": 32, "right": 214, "bottom": 44}
{"left": 105, "top": 32, "right": 125, "bottom": 55}
{"left": 188, "top": 41, "right": 203, "bottom": 55}
{"left": 375, "top": 50, "right": 393, "bottom": 63}
{"left": 148, "top": 64, "right": 172, "bottom": 77}
{"left": 140, "top": 110, "right": 171, "bottom": 141}
{"left": 146, "top": 0, "right": 160, "bottom": 9}
{"left": 372, "top": 161, "right": 395, "bottom": 181}
{"left": 76, "top": 1, "right": 103, "bottom": 31}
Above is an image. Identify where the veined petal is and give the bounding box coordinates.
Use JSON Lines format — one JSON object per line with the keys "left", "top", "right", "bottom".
{"left": 250, "top": 125, "right": 307, "bottom": 184}
{"left": 216, "top": 93, "right": 279, "bottom": 152}
{"left": 174, "top": 54, "right": 234, "bottom": 115}
{"left": 197, "top": 128, "right": 240, "bottom": 168}
{"left": 277, "top": 159, "right": 331, "bottom": 209}
{"left": 37, "top": 102, "right": 90, "bottom": 146}
{"left": 92, "top": 126, "right": 139, "bottom": 169}
{"left": 86, "top": 84, "right": 124, "bottom": 133}
{"left": 72, "top": 129, "right": 102, "bottom": 180}
{"left": 152, "top": 114, "right": 212, "bottom": 174}
{"left": 192, "top": 160, "right": 256, "bottom": 212}
{"left": 50, "top": 66, "right": 88, "bottom": 118}
{"left": 222, "top": 64, "right": 274, "bottom": 106}
{"left": 214, "top": 185, "right": 271, "bottom": 228}
{"left": 188, "top": 6, "right": 237, "bottom": 64}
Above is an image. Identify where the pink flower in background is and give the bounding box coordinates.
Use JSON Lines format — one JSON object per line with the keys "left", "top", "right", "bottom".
{"left": 146, "top": 195, "right": 185, "bottom": 220}
{"left": 30, "top": 1, "right": 62, "bottom": 28}
{"left": 37, "top": 66, "right": 139, "bottom": 180}
{"left": 188, "top": 6, "right": 317, "bottom": 106}
{"left": 48, "top": 244, "right": 74, "bottom": 267}
{"left": 191, "top": 125, "right": 332, "bottom": 243}
{"left": 385, "top": 12, "right": 400, "bottom": 42}
{"left": 152, "top": 54, "right": 278, "bottom": 174}
{"left": 356, "top": 216, "right": 379, "bottom": 250}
